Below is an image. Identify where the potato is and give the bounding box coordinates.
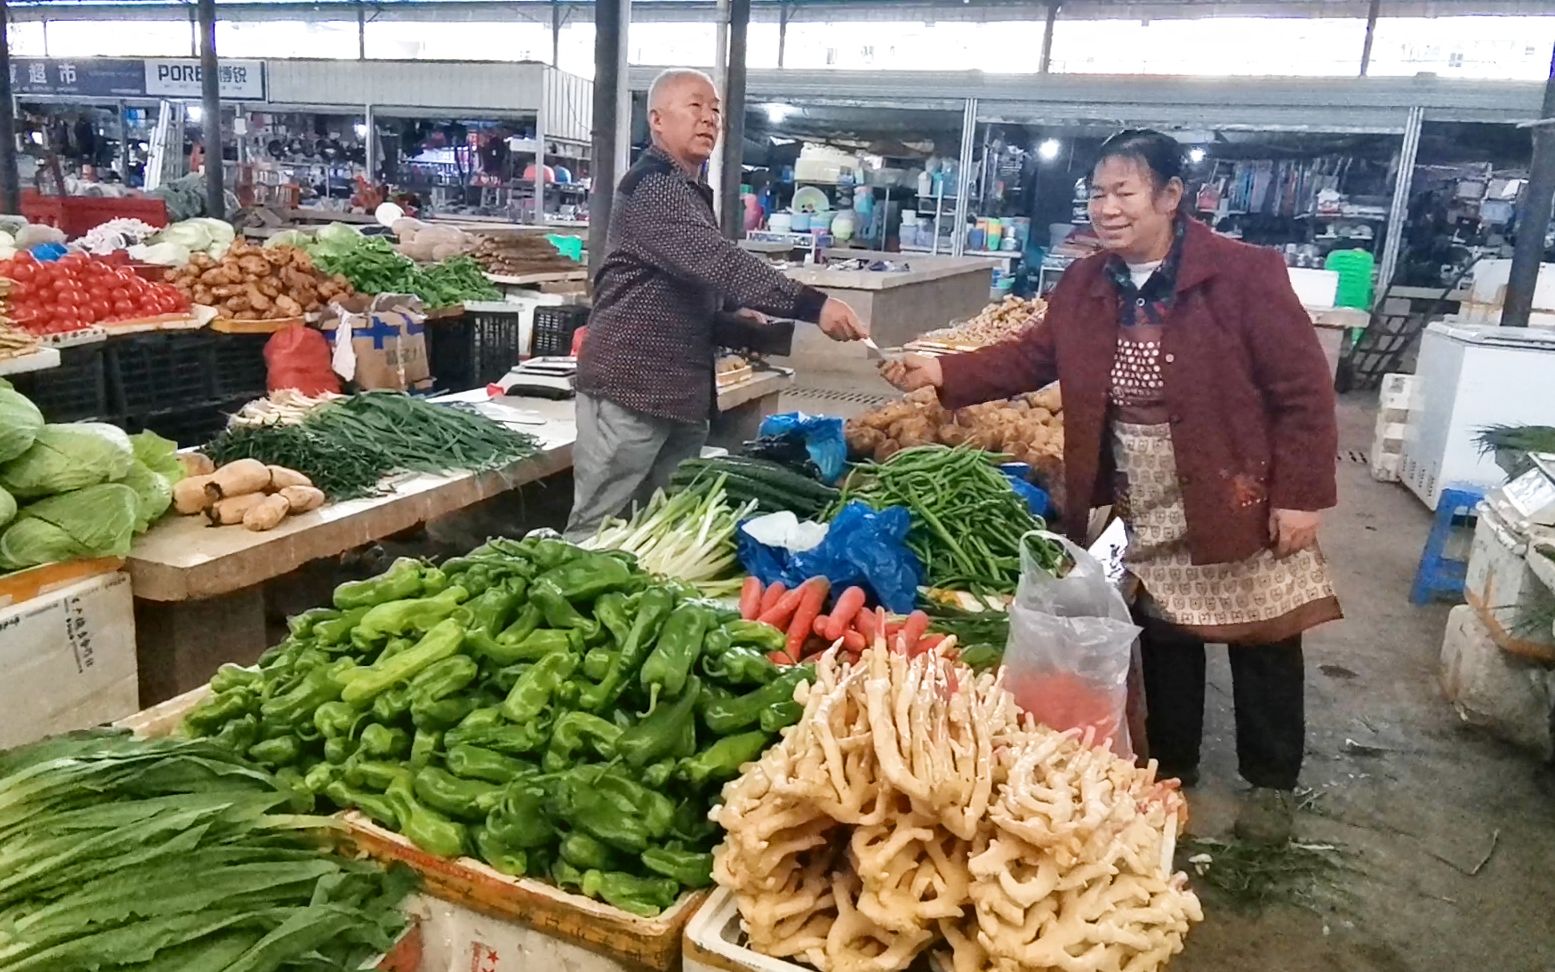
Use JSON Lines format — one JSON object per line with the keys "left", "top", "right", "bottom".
{"left": 173, "top": 474, "right": 217, "bottom": 514}
{"left": 208, "top": 493, "right": 268, "bottom": 526}
{"left": 205, "top": 458, "right": 271, "bottom": 500}
{"left": 179, "top": 452, "right": 216, "bottom": 477}
{"left": 242, "top": 493, "right": 291, "bottom": 532}
{"left": 278, "top": 485, "right": 326, "bottom": 513}
{"left": 266, "top": 465, "right": 312, "bottom": 490}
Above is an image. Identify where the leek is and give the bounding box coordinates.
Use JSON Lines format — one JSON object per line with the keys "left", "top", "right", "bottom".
{"left": 584, "top": 474, "right": 756, "bottom": 591}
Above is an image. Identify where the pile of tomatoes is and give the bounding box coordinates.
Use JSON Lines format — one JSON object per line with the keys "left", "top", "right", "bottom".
{"left": 2, "top": 250, "right": 191, "bottom": 334}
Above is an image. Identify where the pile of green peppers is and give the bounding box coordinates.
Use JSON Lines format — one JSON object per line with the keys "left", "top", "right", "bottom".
{"left": 182, "top": 536, "right": 812, "bottom": 917}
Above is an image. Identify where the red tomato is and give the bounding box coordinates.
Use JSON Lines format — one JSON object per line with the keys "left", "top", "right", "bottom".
{"left": 112, "top": 299, "right": 135, "bottom": 317}
{"left": 12, "top": 251, "right": 36, "bottom": 266}
{"left": 89, "top": 299, "right": 111, "bottom": 321}
{"left": 8, "top": 262, "right": 32, "bottom": 283}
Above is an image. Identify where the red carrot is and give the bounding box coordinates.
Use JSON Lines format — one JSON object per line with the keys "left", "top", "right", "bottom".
{"left": 898, "top": 610, "right": 930, "bottom": 653}
{"left": 785, "top": 578, "right": 831, "bottom": 660}
{"left": 854, "top": 608, "right": 878, "bottom": 644}
{"left": 739, "top": 576, "right": 764, "bottom": 620}
{"left": 841, "top": 629, "right": 866, "bottom": 652}
{"left": 759, "top": 584, "right": 805, "bottom": 628}
{"left": 823, "top": 586, "right": 868, "bottom": 641}
{"left": 767, "top": 650, "right": 796, "bottom": 665}
{"left": 813, "top": 616, "right": 831, "bottom": 638}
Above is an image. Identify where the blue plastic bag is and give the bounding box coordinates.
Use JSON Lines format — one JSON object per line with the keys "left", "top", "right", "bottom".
{"left": 736, "top": 502, "right": 922, "bottom": 614}
{"left": 999, "top": 463, "right": 1050, "bottom": 518}
{"left": 757, "top": 412, "right": 846, "bottom": 484}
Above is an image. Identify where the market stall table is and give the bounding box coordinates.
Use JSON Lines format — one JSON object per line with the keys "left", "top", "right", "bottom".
{"left": 125, "top": 372, "right": 793, "bottom": 706}
{"left": 0, "top": 346, "right": 60, "bottom": 376}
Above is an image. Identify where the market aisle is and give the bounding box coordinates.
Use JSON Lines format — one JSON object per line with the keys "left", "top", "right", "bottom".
{"left": 783, "top": 382, "right": 1555, "bottom": 970}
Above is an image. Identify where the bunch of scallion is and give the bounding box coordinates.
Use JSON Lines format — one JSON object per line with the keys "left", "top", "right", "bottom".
{"left": 583, "top": 473, "right": 756, "bottom": 595}
{"left": 0, "top": 729, "right": 414, "bottom": 971}
{"left": 205, "top": 389, "right": 541, "bottom": 499}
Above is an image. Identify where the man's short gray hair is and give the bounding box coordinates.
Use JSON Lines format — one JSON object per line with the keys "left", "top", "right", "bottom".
{"left": 648, "top": 68, "right": 717, "bottom": 110}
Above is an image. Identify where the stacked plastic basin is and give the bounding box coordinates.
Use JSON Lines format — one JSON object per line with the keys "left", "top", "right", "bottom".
{"left": 1324, "top": 248, "right": 1375, "bottom": 310}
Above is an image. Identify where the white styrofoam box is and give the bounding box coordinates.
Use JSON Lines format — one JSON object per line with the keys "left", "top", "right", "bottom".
{"left": 1467, "top": 259, "right": 1555, "bottom": 311}
{"left": 684, "top": 887, "right": 805, "bottom": 972}
{"left": 1369, "top": 444, "right": 1401, "bottom": 482}
{"left": 409, "top": 893, "right": 642, "bottom": 972}
{"left": 0, "top": 572, "right": 138, "bottom": 749}
{"left": 1374, "top": 419, "right": 1406, "bottom": 444}
{"left": 1287, "top": 267, "right": 1340, "bottom": 308}
{"left": 1463, "top": 504, "right": 1555, "bottom": 652}
{"left": 1530, "top": 540, "right": 1555, "bottom": 596}
{"left": 1379, "top": 373, "right": 1416, "bottom": 411}
{"left": 1439, "top": 605, "right": 1554, "bottom": 761}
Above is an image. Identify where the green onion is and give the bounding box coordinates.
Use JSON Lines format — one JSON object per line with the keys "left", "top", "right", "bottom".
{"left": 584, "top": 474, "right": 756, "bottom": 593}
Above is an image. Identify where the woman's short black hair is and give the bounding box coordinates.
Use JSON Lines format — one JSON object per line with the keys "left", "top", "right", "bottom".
{"left": 1094, "top": 129, "right": 1184, "bottom": 190}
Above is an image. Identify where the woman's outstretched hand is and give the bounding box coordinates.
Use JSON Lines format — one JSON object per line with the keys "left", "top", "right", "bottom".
{"left": 879, "top": 354, "right": 944, "bottom": 392}
{"left": 1269, "top": 508, "right": 1320, "bottom": 558}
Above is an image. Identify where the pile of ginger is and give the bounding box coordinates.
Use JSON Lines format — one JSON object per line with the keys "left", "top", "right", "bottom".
{"left": 165, "top": 240, "right": 354, "bottom": 320}
{"left": 712, "top": 642, "right": 1200, "bottom": 972}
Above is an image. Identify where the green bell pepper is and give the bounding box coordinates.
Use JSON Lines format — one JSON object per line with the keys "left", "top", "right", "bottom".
{"left": 323, "top": 735, "right": 356, "bottom": 765}
{"left": 411, "top": 695, "right": 476, "bottom": 731}
{"left": 580, "top": 586, "right": 674, "bottom": 712}
{"left": 246, "top": 734, "right": 301, "bottom": 768}
{"left": 359, "top": 723, "right": 411, "bottom": 758}
{"left": 312, "top": 607, "right": 369, "bottom": 647}
{"left": 446, "top": 744, "right": 536, "bottom": 784}
{"left": 345, "top": 758, "right": 408, "bottom": 791}
{"left": 485, "top": 627, "right": 580, "bottom": 667}
{"left": 386, "top": 771, "right": 469, "bottom": 858}
{"left": 333, "top": 559, "right": 424, "bottom": 610}
{"left": 371, "top": 685, "right": 412, "bottom": 723}
{"left": 473, "top": 826, "right": 529, "bottom": 877}
{"left": 500, "top": 649, "right": 579, "bottom": 723}
{"left": 641, "top": 760, "right": 675, "bottom": 789}
{"left": 534, "top": 554, "right": 635, "bottom": 603}
{"left": 542, "top": 711, "right": 622, "bottom": 771}
{"left": 582, "top": 647, "right": 615, "bottom": 682}
{"left": 616, "top": 675, "right": 701, "bottom": 768}
{"left": 678, "top": 730, "right": 770, "bottom": 788}
{"left": 185, "top": 689, "right": 254, "bottom": 735}
{"left": 639, "top": 604, "right": 711, "bottom": 706}
{"left": 325, "top": 780, "right": 399, "bottom": 830}
{"left": 529, "top": 580, "right": 601, "bottom": 642}
{"left": 640, "top": 847, "right": 714, "bottom": 888}
{"left": 302, "top": 761, "right": 337, "bottom": 794}
{"left": 460, "top": 578, "right": 527, "bottom": 635}
{"left": 572, "top": 769, "right": 675, "bottom": 853}
{"left": 213, "top": 712, "right": 261, "bottom": 749}
{"left": 313, "top": 700, "right": 357, "bottom": 739}
{"left": 700, "top": 646, "right": 779, "bottom": 687}
{"left": 409, "top": 655, "right": 479, "bottom": 702}
{"left": 287, "top": 606, "right": 342, "bottom": 639}
{"left": 447, "top": 722, "right": 550, "bottom": 756}
{"left": 354, "top": 586, "right": 469, "bottom": 642}
{"left": 414, "top": 766, "right": 504, "bottom": 821}
{"left": 527, "top": 537, "right": 579, "bottom": 571}
{"left": 702, "top": 665, "right": 814, "bottom": 735}
{"left": 341, "top": 618, "right": 466, "bottom": 705}
{"left": 209, "top": 663, "right": 260, "bottom": 695}
{"left": 670, "top": 796, "right": 719, "bottom": 846}
{"left": 760, "top": 701, "right": 805, "bottom": 733}
{"left": 259, "top": 666, "right": 342, "bottom": 730}
{"left": 594, "top": 592, "right": 633, "bottom": 647}
{"left": 722, "top": 619, "right": 789, "bottom": 653}
{"left": 485, "top": 780, "right": 554, "bottom": 849}
{"left": 410, "top": 728, "right": 441, "bottom": 768}
{"left": 580, "top": 870, "right": 680, "bottom": 917}
{"left": 560, "top": 831, "right": 622, "bottom": 871}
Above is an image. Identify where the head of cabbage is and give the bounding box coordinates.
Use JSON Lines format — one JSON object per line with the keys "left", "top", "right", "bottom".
{"left": 0, "top": 485, "right": 14, "bottom": 530}
{"left": 0, "top": 423, "right": 134, "bottom": 499}
{"left": 120, "top": 461, "right": 172, "bottom": 533}
{"left": 0, "top": 383, "right": 44, "bottom": 464}
{"left": 0, "top": 483, "right": 139, "bottom": 570}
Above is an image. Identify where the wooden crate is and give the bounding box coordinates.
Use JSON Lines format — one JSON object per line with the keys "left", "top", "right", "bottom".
{"left": 343, "top": 813, "right": 707, "bottom": 972}
{"left": 115, "top": 683, "right": 210, "bottom": 737}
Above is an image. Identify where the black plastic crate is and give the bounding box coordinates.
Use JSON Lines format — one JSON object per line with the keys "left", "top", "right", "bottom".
{"left": 530, "top": 304, "right": 590, "bottom": 359}
{"left": 106, "top": 331, "right": 215, "bottom": 418}
{"left": 122, "top": 396, "right": 246, "bottom": 449}
{"left": 210, "top": 332, "right": 272, "bottom": 399}
{"left": 425, "top": 313, "right": 476, "bottom": 391}
{"left": 8, "top": 341, "right": 112, "bottom": 422}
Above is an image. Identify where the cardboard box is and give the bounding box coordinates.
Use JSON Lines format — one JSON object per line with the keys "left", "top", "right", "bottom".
{"left": 0, "top": 571, "right": 139, "bottom": 749}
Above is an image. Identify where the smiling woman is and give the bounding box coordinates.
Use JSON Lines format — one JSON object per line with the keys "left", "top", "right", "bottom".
{"left": 882, "top": 128, "right": 1341, "bottom": 844}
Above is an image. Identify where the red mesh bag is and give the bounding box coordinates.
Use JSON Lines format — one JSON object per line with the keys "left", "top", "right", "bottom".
{"left": 264, "top": 324, "right": 341, "bottom": 395}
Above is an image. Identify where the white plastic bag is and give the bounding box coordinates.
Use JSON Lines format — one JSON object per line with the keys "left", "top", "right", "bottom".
{"left": 1004, "top": 530, "right": 1140, "bottom": 757}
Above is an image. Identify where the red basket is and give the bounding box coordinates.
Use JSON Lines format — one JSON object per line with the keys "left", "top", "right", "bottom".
{"left": 20, "top": 190, "right": 169, "bottom": 240}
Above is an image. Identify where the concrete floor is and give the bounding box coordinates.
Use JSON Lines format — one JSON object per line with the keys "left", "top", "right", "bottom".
{"left": 781, "top": 377, "right": 1555, "bottom": 971}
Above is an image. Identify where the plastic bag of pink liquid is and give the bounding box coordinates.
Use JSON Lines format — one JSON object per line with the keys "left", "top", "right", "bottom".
{"left": 1005, "top": 530, "right": 1139, "bottom": 758}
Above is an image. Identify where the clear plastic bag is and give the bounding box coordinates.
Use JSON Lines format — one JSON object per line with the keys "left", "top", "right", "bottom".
{"left": 1004, "top": 530, "right": 1139, "bottom": 757}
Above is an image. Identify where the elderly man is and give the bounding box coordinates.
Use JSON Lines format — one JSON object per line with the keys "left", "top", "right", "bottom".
{"left": 566, "top": 68, "right": 867, "bottom": 540}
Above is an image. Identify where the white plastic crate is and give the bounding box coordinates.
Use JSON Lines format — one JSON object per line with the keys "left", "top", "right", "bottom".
{"left": 684, "top": 888, "right": 809, "bottom": 972}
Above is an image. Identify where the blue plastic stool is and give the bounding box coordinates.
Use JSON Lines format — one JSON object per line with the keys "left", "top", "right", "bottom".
{"left": 1409, "top": 485, "right": 1485, "bottom": 605}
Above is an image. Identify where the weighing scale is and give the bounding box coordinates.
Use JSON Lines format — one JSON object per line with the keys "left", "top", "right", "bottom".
{"left": 496, "top": 357, "right": 576, "bottom": 400}
{"left": 1486, "top": 451, "right": 1555, "bottom": 533}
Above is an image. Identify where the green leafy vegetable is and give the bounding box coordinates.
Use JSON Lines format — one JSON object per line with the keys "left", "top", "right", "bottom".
{"left": 314, "top": 237, "right": 499, "bottom": 307}
{"left": 0, "top": 423, "right": 134, "bottom": 499}
{"left": 0, "top": 383, "right": 43, "bottom": 463}
{"left": 119, "top": 461, "right": 173, "bottom": 533}
{"left": 0, "top": 482, "right": 139, "bottom": 569}
{"left": 0, "top": 729, "right": 415, "bottom": 971}
{"left": 130, "top": 430, "right": 186, "bottom": 484}
{"left": 0, "top": 485, "right": 13, "bottom": 530}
